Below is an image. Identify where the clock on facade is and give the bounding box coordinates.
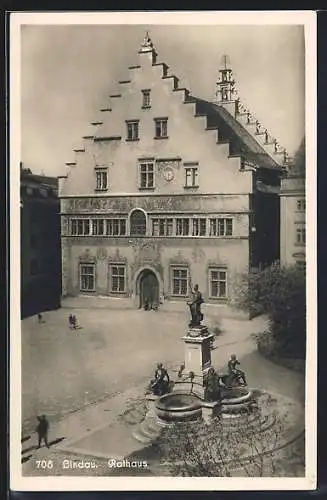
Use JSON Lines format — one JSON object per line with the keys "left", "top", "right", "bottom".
{"left": 163, "top": 167, "right": 174, "bottom": 182}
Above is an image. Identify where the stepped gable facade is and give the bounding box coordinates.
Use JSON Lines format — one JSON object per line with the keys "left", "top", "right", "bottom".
{"left": 59, "top": 33, "right": 287, "bottom": 311}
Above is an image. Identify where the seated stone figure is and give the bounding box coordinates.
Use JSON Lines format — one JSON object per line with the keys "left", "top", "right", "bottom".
{"left": 150, "top": 363, "right": 170, "bottom": 396}
{"left": 204, "top": 367, "right": 222, "bottom": 402}
{"left": 226, "top": 354, "right": 247, "bottom": 386}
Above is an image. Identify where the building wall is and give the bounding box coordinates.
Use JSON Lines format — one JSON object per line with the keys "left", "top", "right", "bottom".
{"left": 60, "top": 51, "right": 253, "bottom": 198}
{"left": 59, "top": 48, "right": 281, "bottom": 311}
{"left": 61, "top": 192, "right": 250, "bottom": 304}
{"left": 280, "top": 175, "right": 305, "bottom": 266}
{"left": 62, "top": 238, "right": 248, "bottom": 306}
{"left": 21, "top": 174, "right": 61, "bottom": 317}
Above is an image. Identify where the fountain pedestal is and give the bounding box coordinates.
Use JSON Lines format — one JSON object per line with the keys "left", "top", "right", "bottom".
{"left": 178, "top": 326, "right": 215, "bottom": 398}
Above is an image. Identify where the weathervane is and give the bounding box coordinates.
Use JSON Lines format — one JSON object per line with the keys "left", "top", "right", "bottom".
{"left": 221, "top": 54, "right": 230, "bottom": 69}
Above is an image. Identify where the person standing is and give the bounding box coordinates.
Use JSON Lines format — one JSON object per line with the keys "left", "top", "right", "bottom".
{"left": 68, "top": 314, "right": 74, "bottom": 329}
{"left": 36, "top": 415, "right": 50, "bottom": 449}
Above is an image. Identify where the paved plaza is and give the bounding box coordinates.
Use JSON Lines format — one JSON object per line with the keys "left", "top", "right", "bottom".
{"left": 21, "top": 301, "right": 305, "bottom": 476}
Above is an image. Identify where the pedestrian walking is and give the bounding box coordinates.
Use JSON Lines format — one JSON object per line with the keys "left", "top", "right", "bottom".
{"left": 68, "top": 314, "right": 74, "bottom": 329}
{"left": 37, "top": 313, "right": 44, "bottom": 324}
{"left": 36, "top": 415, "right": 50, "bottom": 449}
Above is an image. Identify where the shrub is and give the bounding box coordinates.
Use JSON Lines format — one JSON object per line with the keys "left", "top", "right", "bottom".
{"left": 234, "top": 262, "right": 306, "bottom": 359}
{"left": 156, "top": 393, "right": 284, "bottom": 477}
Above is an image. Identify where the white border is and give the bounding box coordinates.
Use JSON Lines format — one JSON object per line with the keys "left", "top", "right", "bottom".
{"left": 10, "top": 10, "right": 317, "bottom": 492}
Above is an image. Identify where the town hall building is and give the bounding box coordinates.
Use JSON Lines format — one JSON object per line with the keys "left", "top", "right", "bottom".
{"left": 59, "top": 33, "right": 290, "bottom": 313}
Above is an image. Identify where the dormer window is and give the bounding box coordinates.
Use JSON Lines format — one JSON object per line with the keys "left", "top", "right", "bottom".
{"left": 142, "top": 90, "right": 151, "bottom": 108}
{"left": 126, "top": 120, "right": 139, "bottom": 141}
{"left": 95, "top": 167, "right": 108, "bottom": 191}
{"left": 154, "top": 118, "right": 168, "bottom": 139}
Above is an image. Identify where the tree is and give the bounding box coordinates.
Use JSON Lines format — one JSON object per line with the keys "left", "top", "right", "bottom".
{"left": 232, "top": 262, "right": 306, "bottom": 358}
{"left": 156, "top": 392, "right": 284, "bottom": 477}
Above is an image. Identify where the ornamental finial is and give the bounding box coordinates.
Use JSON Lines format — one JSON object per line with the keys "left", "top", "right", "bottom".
{"left": 139, "top": 31, "right": 154, "bottom": 52}
{"left": 221, "top": 54, "right": 231, "bottom": 69}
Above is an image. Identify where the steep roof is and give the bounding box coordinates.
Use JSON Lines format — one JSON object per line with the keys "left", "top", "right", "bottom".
{"left": 193, "top": 98, "right": 281, "bottom": 171}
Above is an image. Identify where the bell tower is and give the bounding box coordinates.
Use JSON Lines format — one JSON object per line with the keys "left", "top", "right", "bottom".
{"left": 216, "top": 55, "right": 236, "bottom": 102}
{"left": 215, "top": 55, "right": 238, "bottom": 116}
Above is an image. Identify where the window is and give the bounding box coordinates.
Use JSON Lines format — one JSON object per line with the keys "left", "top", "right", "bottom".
{"left": 209, "top": 218, "right": 233, "bottom": 236}
{"left": 209, "top": 268, "right": 227, "bottom": 298}
{"left": 92, "top": 219, "right": 105, "bottom": 236}
{"left": 296, "top": 225, "right": 306, "bottom": 245}
{"left": 172, "top": 267, "right": 189, "bottom": 296}
{"left": 71, "top": 219, "right": 77, "bottom": 235}
{"left": 142, "top": 90, "right": 151, "bottom": 108}
{"left": 95, "top": 168, "right": 108, "bottom": 191}
{"left": 71, "top": 219, "right": 90, "bottom": 236}
{"left": 109, "top": 264, "right": 126, "bottom": 293}
{"left": 106, "top": 219, "right": 126, "bottom": 236}
{"left": 80, "top": 263, "right": 95, "bottom": 291}
{"left": 126, "top": 120, "right": 139, "bottom": 141}
{"left": 185, "top": 167, "right": 199, "bottom": 187}
{"left": 130, "top": 209, "right": 146, "bottom": 236}
{"left": 176, "top": 218, "right": 190, "bottom": 236}
{"left": 152, "top": 218, "right": 173, "bottom": 236}
{"left": 192, "top": 218, "right": 206, "bottom": 236}
{"left": 296, "top": 199, "right": 306, "bottom": 211}
{"left": 154, "top": 118, "right": 168, "bottom": 138}
{"left": 139, "top": 163, "right": 154, "bottom": 189}
{"left": 221, "top": 87, "right": 229, "bottom": 101}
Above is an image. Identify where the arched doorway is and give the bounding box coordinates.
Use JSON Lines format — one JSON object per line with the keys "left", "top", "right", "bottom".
{"left": 138, "top": 269, "right": 159, "bottom": 309}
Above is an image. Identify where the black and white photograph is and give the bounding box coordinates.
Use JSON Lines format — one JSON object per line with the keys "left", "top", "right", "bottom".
{"left": 10, "top": 11, "right": 316, "bottom": 491}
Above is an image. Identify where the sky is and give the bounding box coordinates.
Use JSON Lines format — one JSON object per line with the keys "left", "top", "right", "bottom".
{"left": 20, "top": 23, "right": 305, "bottom": 177}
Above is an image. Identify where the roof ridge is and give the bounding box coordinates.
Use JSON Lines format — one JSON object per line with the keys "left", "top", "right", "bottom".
{"left": 191, "top": 97, "right": 282, "bottom": 171}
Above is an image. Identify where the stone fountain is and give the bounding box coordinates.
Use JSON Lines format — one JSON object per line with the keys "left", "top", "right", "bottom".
{"left": 130, "top": 289, "right": 304, "bottom": 476}
{"left": 133, "top": 285, "right": 254, "bottom": 446}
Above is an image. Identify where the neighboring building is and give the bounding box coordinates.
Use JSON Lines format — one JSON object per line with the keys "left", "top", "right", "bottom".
{"left": 59, "top": 34, "right": 288, "bottom": 313}
{"left": 20, "top": 165, "right": 61, "bottom": 318}
{"left": 280, "top": 138, "right": 306, "bottom": 268}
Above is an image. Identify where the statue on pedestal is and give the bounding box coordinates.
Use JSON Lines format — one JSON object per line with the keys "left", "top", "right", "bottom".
{"left": 187, "top": 284, "right": 204, "bottom": 328}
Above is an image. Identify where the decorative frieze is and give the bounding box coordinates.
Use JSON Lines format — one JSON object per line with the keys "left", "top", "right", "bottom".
{"left": 61, "top": 194, "right": 248, "bottom": 214}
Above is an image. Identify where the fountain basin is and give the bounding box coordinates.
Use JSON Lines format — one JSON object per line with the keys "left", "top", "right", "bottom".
{"left": 156, "top": 392, "right": 202, "bottom": 422}
{"left": 221, "top": 387, "right": 254, "bottom": 414}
